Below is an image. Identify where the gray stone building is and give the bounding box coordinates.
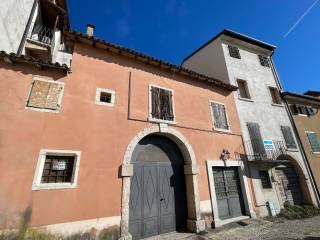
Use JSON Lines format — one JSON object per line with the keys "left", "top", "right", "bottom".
{"left": 182, "top": 29, "right": 319, "bottom": 217}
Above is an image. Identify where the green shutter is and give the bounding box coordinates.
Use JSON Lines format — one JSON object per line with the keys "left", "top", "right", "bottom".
{"left": 307, "top": 132, "right": 320, "bottom": 153}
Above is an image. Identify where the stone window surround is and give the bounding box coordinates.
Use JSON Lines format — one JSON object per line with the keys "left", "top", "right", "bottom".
{"left": 95, "top": 88, "right": 116, "bottom": 107}
{"left": 148, "top": 84, "right": 177, "bottom": 125}
{"left": 119, "top": 124, "right": 205, "bottom": 240}
{"left": 209, "top": 100, "right": 232, "bottom": 133}
{"left": 206, "top": 159, "right": 255, "bottom": 227}
{"left": 25, "top": 76, "right": 65, "bottom": 113}
{"left": 32, "top": 149, "right": 81, "bottom": 190}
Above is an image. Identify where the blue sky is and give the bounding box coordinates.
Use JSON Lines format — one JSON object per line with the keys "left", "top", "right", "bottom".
{"left": 68, "top": 0, "right": 320, "bottom": 93}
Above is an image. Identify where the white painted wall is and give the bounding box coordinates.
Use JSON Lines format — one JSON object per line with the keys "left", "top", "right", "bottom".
{"left": 0, "top": 0, "right": 34, "bottom": 53}
{"left": 183, "top": 35, "right": 318, "bottom": 217}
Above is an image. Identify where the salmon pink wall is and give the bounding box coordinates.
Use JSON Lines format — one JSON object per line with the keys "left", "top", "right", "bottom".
{"left": 0, "top": 42, "right": 244, "bottom": 228}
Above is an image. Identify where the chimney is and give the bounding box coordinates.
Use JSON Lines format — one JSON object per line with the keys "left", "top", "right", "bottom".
{"left": 86, "top": 24, "right": 95, "bottom": 37}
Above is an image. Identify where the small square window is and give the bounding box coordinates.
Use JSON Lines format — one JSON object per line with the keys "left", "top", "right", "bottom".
{"left": 269, "top": 87, "right": 282, "bottom": 105}
{"left": 95, "top": 88, "right": 115, "bottom": 107}
{"left": 259, "top": 171, "right": 272, "bottom": 189}
{"left": 258, "top": 55, "right": 270, "bottom": 68}
{"left": 32, "top": 150, "right": 81, "bottom": 190}
{"left": 237, "top": 79, "right": 251, "bottom": 99}
{"left": 26, "top": 77, "right": 64, "bottom": 113}
{"left": 228, "top": 45, "right": 241, "bottom": 59}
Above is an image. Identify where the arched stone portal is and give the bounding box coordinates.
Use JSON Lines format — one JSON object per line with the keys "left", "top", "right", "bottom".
{"left": 119, "top": 125, "right": 205, "bottom": 240}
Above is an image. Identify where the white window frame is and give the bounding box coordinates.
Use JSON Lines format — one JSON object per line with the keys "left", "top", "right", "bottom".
{"left": 32, "top": 149, "right": 81, "bottom": 190}
{"left": 267, "top": 85, "right": 283, "bottom": 107}
{"left": 206, "top": 160, "right": 254, "bottom": 227}
{"left": 95, "top": 88, "right": 116, "bottom": 107}
{"left": 209, "top": 100, "right": 231, "bottom": 133}
{"left": 305, "top": 131, "right": 320, "bottom": 154}
{"left": 148, "top": 84, "right": 176, "bottom": 124}
{"left": 25, "top": 76, "right": 65, "bottom": 113}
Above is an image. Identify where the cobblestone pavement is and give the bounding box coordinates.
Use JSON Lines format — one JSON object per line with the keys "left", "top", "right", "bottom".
{"left": 145, "top": 216, "right": 320, "bottom": 240}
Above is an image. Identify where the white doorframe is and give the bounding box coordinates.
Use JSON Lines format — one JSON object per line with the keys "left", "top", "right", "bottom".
{"left": 206, "top": 160, "right": 256, "bottom": 227}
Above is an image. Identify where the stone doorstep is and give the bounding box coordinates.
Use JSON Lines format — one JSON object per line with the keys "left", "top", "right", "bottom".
{"left": 143, "top": 231, "right": 195, "bottom": 240}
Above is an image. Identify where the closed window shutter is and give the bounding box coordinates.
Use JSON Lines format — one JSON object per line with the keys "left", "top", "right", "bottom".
{"left": 247, "top": 122, "right": 266, "bottom": 156}
{"left": 281, "top": 126, "right": 297, "bottom": 149}
{"left": 212, "top": 103, "right": 229, "bottom": 130}
{"left": 27, "top": 80, "right": 51, "bottom": 108}
{"left": 45, "top": 83, "right": 63, "bottom": 110}
{"left": 151, "top": 86, "right": 174, "bottom": 121}
{"left": 27, "top": 80, "right": 62, "bottom": 110}
{"left": 307, "top": 132, "right": 320, "bottom": 153}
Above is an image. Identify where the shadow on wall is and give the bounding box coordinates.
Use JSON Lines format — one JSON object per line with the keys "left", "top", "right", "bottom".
{"left": 73, "top": 43, "right": 232, "bottom": 98}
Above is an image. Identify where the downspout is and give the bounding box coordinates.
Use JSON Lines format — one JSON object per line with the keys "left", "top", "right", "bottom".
{"left": 270, "top": 53, "right": 320, "bottom": 206}
{"left": 17, "top": 0, "right": 38, "bottom": 56}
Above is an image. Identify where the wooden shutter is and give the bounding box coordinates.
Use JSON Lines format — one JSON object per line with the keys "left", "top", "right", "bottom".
{"left": 151, "top": 86, "right": 174, "bottom": 121}
{"left": 307, "top": 132, "right": 320, "bottom": 153}
{"left": 27, "top": 80, "right": 62, "bottom": 110}
{"left": 247, "top": 122, "right": 266, "bottom": 156}
{"left": 281, "top": 126, "right": 297, "bottom": 149}
{"left": 212, "top": 103, "right": 229, "bottom": 130}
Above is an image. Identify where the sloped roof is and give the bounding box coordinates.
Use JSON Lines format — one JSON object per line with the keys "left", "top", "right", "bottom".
{"left": 67, "top": 31, "right": 238, "bottom": 91}
{"left": 0, "top": 51, "right": 70, "bottom": 73}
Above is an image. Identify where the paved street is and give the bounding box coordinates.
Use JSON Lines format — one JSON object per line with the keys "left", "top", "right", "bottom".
{"left": 145, "top": 216, "right": 320, "bottom": 240}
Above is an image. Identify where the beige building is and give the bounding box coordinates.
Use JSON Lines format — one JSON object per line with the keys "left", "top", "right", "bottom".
{"left": 282, "top": 91, "right": 320, "bottom": 198}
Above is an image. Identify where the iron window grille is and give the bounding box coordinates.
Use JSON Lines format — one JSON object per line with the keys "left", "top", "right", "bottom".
{"left": 228, "top": 45, "right": 241, "bottom": 59}
{"left": 258, "top": 55, "right": 270, "bottom": 68}
{"left": 41, "top": 155, "right": 75, "bottom": 183}
{"left": 259, "top": 171, "right": 272, "bottom": 189}
{"left": 150, "top": 86, "right": 174, "bottom": 121}
{"left": 100, "top": 92, "right": 112, "bottom": 103}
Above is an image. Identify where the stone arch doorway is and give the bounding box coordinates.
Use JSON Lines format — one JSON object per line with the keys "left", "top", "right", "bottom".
{"left": 129, "top": 135, "right": 188, "bottom": 239}
{"left": 275, "top": 154, "right": 314, "bottom": 206}
{"left": 120, "top": 125, "right": 205, "bottom": 240}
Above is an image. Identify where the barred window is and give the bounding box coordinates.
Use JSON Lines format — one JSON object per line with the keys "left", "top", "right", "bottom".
{"left": 41, "top": 155, "right": 75, "bottom": 183}
{"left": 27, "top": 79, "right": 64, "bottom": 111}
{"left": 258, "top": 55, "right": 270, "bottom": 68}
{"left": 259, "top": 171, "right": 272, "bottom": 189}
{"left": 150, "top": 86, "right": 174, "bottom": 121}
{"left": 95, "top": 88, "right": 116, "bottom": 107}
{"left": 211, "top": 102, "right": 229, "bottom": 131}
{"left": 228, "top": 45, "right": 241, "bottom": 59}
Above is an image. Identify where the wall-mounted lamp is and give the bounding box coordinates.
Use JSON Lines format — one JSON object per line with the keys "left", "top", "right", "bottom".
{"left": 220, "top": 149, "right": 231, "bottom": 161}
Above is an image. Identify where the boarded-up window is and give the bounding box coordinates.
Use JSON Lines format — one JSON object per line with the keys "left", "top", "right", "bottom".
{"left": 211, "top": 102, "right": 229, "bottom": 130}
{"left": 258, "top": 55, "right": 270, "bottom": 68}
{"left": 27, "top": 79, "right": 63, "bottom": 110}
{"left": 247, "top": 122, "right": 266, "bottom": 156}
{"left": 41, "top": 155, "right": 75, "bottom": 183}
{"left": 306, "top": 132, "right": 320, "bottom": 153}
{"left": 150, "top": 86, "right": 174, "bottom": 121}
{"left": 269, "top": 87, "right": 282, "bottom": 105}
{"left": 259, "top": 171, "right": 272, "bottom": 188}
{"left": 228, "top": 45, "right": 241, "bottom": 59}
{"left": 281, "top": 126, "right": 297, "bottom": 149}
{"left": 237, "top": 80, "right": 251, "bottom": 99}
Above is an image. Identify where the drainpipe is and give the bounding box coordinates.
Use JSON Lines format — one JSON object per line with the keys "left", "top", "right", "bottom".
{"left": 269, "top": 54, "right": 320, "bottom": 206}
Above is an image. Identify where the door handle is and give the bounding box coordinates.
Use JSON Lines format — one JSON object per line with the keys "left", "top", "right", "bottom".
{"left": 160, "top": 198, "right": 165, "bottom": 201}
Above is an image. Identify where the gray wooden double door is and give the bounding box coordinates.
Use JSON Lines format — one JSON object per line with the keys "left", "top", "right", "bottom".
{"left": 212, "top": 167, "right": 245, "bottom": 219}
{"left": 129, "top": 135, "right": 187, "bottom": 240}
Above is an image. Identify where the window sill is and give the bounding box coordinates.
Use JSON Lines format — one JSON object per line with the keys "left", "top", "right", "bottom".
{"left": 25, "top": 106, "right": 61, "bottom": 113}
{"left": 238, "top": 97, "right": 253, "bottom": 102}
{"left": 213, "top": 127, "right": 232, "bottom": 134}
{"left": 148, "top": 117, "right": 177, "bottom": 125}
{"left": 271, "top": 103, "right": 284, "bottom": 108}
{"left": 95, "top": 101, "right": 115, "bottom": 107}
{"left": 312, "top": 152, "right": 320, "bottom": 155}
{"left": 32, "top": 182, "right": 77, "bottom": 191}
